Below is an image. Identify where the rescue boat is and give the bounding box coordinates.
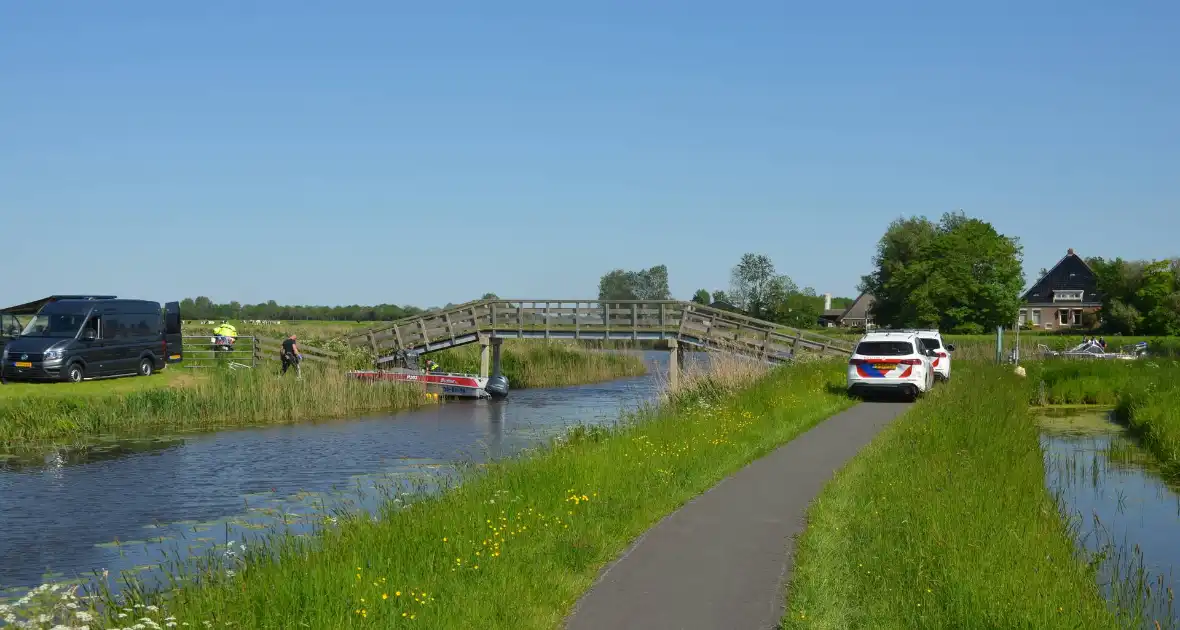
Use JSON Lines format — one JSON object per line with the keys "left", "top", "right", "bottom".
{"left": 346, "top": 368, "right": 510, "bottom": 399}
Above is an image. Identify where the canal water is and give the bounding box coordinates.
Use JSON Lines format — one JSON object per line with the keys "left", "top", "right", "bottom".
{"left": 0, "top": 350, "right": 684, "bottom": 596}
{"left": 1040, "top": 408, "right": 1180, "bottom": 628}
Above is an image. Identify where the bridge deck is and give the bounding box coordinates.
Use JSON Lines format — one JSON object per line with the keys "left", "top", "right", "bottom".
{"left": 346, "top": 300, "right": 854, "bottom": 365}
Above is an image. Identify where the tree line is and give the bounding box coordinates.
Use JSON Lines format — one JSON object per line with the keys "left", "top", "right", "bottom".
{"left": 181, "top": 212, "right": 1177, "bottom": 335}
{"left": 598, "top": 259, "right": 856, "bottom": 329}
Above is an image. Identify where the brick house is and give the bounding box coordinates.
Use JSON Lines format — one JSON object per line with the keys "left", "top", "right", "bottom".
{"left": 1019, "top": 248, "right": 1102, "bottom": 329}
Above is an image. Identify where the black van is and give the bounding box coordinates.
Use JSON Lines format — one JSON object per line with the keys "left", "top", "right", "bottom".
{"left": 1, "top": 299, "right": 183, "bottom": 382}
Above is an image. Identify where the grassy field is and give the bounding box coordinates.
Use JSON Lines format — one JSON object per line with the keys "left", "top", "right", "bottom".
{"left": 0, "top": 368, "right": 196, "bottom": 401}
{"left": 781, "top": 363, "right": 1123, "bottom": 629}
{"left": 58, "top": 360, "right": 855, "bottom": 629}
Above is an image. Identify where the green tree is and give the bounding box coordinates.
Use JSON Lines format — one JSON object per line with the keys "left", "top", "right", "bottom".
{"left": 1090, "top": 256, "right": 1180, "bottom": 335}
{"left": 481, "top": 292, "right": 500, "bottom": 300}
{"left": 691, "top": 289, "right": 711, "bottom": 304}
{"left": 860, "top": 211, "right": 1024, "bottom": 333}
{"left": 597, "top": 265, "right": 672, "bottom": 301}
{"left": 598, "top": 269, "right": 638, "bottom": 301}
{"left": 729, "top": 253, "right": 797, "bottom": 320}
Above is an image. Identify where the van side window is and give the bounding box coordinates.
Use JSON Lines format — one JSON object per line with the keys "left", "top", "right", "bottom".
{"left": 83, "top": 316, "right": 102, "bottom": 339}
{"left": 119, "top": 313, "right": 158, "bottom": 339}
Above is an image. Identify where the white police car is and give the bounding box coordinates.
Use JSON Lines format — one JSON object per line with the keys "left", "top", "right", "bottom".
{"left": 847, "top": 330, "right": 936, "bottom": 401}
{"left": 910, "top": 329, "right": 954, "bottom": 382}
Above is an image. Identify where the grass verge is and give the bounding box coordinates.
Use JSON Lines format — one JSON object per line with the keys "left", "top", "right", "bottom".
{"left": 782, "top": 363, "right": 1122, "bottom": 629}
{"left": 88, "top": 360, "right": 853, "bottom": 629}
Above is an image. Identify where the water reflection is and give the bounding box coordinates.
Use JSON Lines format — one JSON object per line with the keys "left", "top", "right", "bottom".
{"left": 1041, "top": 410, "right": 1180, "bottom": 628}
{"left": 0, "top": 438, "right": 184, "bottom": 472}
{"left": 0, "top": 351, "right": 668, "bottom": 594}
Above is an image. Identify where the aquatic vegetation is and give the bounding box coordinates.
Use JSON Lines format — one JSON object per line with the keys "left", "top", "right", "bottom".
{"left": 782, "top": 364, "right": 1124, "bottom": 629}
{"left": 430, "top": 340, "right": 647, "bottom": 389}
{"left": 80, "top": 359, "right": 852, "bottom": 629}
{"left": 1030, "top": 359, "right": 1180, "bottom": 475}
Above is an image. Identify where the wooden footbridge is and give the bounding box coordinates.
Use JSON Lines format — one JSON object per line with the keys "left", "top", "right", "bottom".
{"left": 344, "top": 299, "right": 854, "bottom": 367}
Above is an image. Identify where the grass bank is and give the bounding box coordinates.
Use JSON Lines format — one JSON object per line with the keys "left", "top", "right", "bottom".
{"left": 782, "top": 364, "right": 1122, "bottom": 629}
{"left": 0, "top": 341, "right": 648, "bottom": 446}
{"left": 431, "top": 340, "right": 647, "bottom": 388}
{"left": 0, "top": 365, "right": 430, "bottom": 446}
{"left": 87, "top": 360, "right": 853, "bottom": 629}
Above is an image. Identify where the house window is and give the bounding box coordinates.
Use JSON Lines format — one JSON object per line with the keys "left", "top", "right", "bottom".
{"left": 1031, "top": 309, "right": 1042, "bottom": 326}
{"left": 1018, "top": 309, "right": 1027, "bottom": 326}
{"left": 1054, "top": 290, "right": 1084, "bottom": 302}
{"left": 1059, "top": 309, "right": 1070, "bottom": 326}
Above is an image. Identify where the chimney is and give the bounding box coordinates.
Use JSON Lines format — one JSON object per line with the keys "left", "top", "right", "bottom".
{"left": 1067, "top": 248, "right": 1075, "bottom": 256}
{"left": 823, "top": 292, "right": 832, "bottom": 311}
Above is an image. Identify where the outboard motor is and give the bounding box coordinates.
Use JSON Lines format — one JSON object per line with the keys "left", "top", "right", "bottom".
{"left": 485, "top": 374, "right": 510, "bottom": 399}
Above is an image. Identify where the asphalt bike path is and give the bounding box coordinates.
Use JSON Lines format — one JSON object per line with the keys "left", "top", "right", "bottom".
{"left": 565, "top": 402, "right": 911, "bottom": 630}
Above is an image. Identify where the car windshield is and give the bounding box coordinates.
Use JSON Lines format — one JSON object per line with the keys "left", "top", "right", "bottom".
{"left": 856, "top": 341, "right": 915, "bottom": 356}
{"left": 20, "top": 313, "right": 88, "bottom": 338}
{"left": 919, "top": 337, "right": 942, "bottom": 350}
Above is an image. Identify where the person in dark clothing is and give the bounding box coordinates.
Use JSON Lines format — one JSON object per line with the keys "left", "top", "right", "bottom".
{"left": 280, "top": 334, "right": 302, "bottom": 378}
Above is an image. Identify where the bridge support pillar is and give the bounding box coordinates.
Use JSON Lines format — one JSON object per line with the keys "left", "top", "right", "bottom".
{"left": 491, "top": 336, "right": 503, "bottom": 378}
{"left": 479, "top": 334, "right": 491, "bottom": 378}
{"left": 666, "top": 339, "right": 679, "bottom": 390}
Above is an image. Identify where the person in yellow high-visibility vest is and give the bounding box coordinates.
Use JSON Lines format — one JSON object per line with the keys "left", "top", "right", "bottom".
{"left": 212, "top": 322, "right": 237, "bottom": 351}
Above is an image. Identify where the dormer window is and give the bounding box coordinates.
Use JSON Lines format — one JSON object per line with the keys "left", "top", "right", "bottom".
{"left": 1054, "top": 290, "right": 1083, "bottom": 302}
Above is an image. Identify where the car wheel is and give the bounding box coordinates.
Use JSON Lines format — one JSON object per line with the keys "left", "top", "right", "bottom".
{"left": 65, "top": 363, "right": 85, "bottom": 383}
{"left": 139, "top": 357, "right": 154, "bottom": 377}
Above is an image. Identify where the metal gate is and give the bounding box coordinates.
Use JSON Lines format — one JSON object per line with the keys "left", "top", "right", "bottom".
{"left": 181, "top": 335, "right": 258, "bottom": 370}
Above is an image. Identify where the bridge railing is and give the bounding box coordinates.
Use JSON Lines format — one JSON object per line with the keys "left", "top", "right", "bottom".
{"left": 346, "top": 300, "right": 853, "bottom": 359}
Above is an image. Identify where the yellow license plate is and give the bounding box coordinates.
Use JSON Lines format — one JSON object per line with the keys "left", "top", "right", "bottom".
{"left": 14, "top": 361, "right": 32, "bottom": 368}
{"left": 873, "top": 363, "right": 895, "bottom": 372}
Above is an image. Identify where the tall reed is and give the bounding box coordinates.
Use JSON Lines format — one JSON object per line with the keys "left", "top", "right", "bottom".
{"left": 0, "top": 365, "right": 430, "bottom": 446}
{"left": 432, "top": 340, "right": 646, "bottom": 388}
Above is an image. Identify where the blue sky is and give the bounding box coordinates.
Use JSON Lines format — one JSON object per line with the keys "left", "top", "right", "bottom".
{"left": 3, "top": 1, "right": 1177, "bottom": 309}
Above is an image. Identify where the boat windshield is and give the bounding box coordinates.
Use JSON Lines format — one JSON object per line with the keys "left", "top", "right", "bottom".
{"left": 20, "top": 313, "right": 88, "bottom": 338}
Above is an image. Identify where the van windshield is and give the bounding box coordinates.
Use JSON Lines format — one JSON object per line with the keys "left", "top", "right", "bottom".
{"left": 20, "top": 313, "right": 88, "bottom": 338}
{"left": 855, "top": 341, "right": 915, "bottom": 356}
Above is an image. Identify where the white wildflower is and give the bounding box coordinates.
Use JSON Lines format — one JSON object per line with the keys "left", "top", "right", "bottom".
{"left": 146, "top": 605, "right": 159, "bottom": 612}
{"left": 4, "top": 613, "right": 16, "bottom": 623}
{"left": 38, "top": 614, "right": 52, "bottom": 623}
{"left": 66, "top": 602, "right": 79, "bottom": 609}
{"left": 76, "top": 610, "right": 94, "bottom": 621}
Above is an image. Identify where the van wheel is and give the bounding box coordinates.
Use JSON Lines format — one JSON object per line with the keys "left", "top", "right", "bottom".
{"left": 139, "top": 357, "right": 154, "bottom": 377}
{"left": 65, "top": 363, "right": 85, "bottom": 383}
